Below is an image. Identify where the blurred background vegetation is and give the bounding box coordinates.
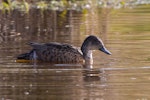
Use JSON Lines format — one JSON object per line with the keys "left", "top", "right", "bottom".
{"left": 0, "top": 0, "right": 150, "bottom": 12}
{"left": 0, "top": 0, "right": 150, "bottom": 43}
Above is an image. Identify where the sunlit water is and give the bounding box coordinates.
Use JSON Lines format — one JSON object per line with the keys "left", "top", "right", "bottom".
{"left": 0, "top": 5, "right": 150, "bottom": 100}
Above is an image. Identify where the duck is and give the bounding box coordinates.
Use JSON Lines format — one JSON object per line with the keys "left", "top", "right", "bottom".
{"left": 17, "top": 35, "right": 111, "bottom": 65}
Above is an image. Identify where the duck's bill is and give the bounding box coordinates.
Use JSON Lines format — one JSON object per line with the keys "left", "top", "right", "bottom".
{"left": 99, "top": 46, "right": 112, "bottom": 55}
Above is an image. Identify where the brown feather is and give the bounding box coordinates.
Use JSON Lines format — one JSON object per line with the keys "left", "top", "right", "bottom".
{"left": 29, "top": 42, "right": 83, "bottom": 63}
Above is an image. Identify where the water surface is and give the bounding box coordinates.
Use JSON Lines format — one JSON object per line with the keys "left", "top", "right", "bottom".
{"left": 0, "top": 4, "right": 150, "bottom": 100}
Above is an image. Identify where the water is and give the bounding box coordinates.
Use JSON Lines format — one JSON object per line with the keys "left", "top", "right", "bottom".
{"left": 0, "top": 4, "right": 150, "bottom": 100}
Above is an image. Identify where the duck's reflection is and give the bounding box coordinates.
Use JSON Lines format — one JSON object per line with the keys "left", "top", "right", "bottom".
{"left": 1, "top": 63, "right": 108, "bottom": 100}
{"left": 83, "top": 65, "right": 102, "bottom": 82}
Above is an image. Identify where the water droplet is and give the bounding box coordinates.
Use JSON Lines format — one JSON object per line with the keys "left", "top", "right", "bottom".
{"left": 1, "top": 98, "right": 5, "bottom": 100}
{"left": 11, "top": 85, "right": 15, "bottom": 88}
{"left": 46, "top": 90, "right": 49, "bottom": 93}
{"left": 131, "top": 77, "right": 136, "bottom": 80}
{"left": 29, "top": 84, "right": 33, "bottom": 87}
{"left": 24, "top": 91, "right": 29, "bottom": 95}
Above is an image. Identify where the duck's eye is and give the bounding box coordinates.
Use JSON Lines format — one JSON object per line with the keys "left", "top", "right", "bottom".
{"left": 93, "top": 41, "right": 100, "bottom": 46}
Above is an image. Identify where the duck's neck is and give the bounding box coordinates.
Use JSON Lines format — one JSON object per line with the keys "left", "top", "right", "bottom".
{"left": 84, "top": 50, "right": 93, "bottom": 65}
{"left": 81, "top": 40, "right": 93, "bottom": 65}
{"left": 81, "top": 47, "right": 93, "bottom": 65}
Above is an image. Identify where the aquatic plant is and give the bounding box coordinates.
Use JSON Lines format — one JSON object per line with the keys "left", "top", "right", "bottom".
{"left": 97, "top": 0, "right": 150, "bottom": 9}
{"left": 36, "top": 1, "right": 47, "bottom": 10}
{"left": 0, "top": 0, "right": 29, "bottom": 13}
{"left": 0, "top": 0, "right": 150, "bottom": 13}
{"left": 0, "top": 0, "right": 11, "bottom": 13}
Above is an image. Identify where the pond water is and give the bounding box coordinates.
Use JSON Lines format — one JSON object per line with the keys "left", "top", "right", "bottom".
{"left": 0, "top": 4, "right": 150, "bottom": 100}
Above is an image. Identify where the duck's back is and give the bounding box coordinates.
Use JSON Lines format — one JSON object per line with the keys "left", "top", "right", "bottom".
{"left": 29, "top": 42, "right": 83, "bottom": 63}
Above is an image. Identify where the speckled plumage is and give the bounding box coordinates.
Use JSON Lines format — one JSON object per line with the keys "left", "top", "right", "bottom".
{"left": 34, "top": 42, "right": 83, "bottom": 63}
{"left": 17, "top": 35, "right": 111, "bottom": 64}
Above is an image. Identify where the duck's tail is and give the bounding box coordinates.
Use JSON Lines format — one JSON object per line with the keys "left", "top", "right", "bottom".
{"left": 16, "top": 50, "right": 38, "bottom": 63}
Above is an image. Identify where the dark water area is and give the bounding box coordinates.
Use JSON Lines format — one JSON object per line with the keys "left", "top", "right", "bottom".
{"left": 0, "top": 3, "right": 150, "bottom": 100}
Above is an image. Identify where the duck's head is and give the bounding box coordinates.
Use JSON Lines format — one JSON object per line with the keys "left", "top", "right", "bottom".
{"left": 81, "top": 35, "right": 111, "bottom": 59}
